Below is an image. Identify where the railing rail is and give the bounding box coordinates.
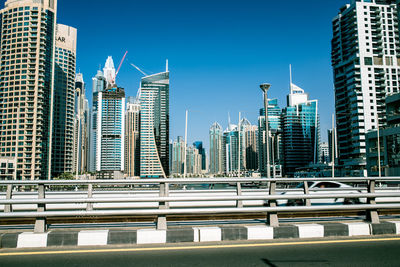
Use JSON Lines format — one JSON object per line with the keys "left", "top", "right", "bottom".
{"left": 1, "top": 192, "right": 399, "bottom": 204}
{"left": 1, "top": 177, "right": 400, "bottom": 232}
{"left": 0, "top": 177, "right": 399, "bottom": 185}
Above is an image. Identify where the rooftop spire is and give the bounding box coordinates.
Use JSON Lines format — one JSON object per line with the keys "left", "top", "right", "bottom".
{"left": 166, "top": 59, "right": 169, "bottom": 72}
{"left": 290, "top": 64, "right": 293, "bottom": 94}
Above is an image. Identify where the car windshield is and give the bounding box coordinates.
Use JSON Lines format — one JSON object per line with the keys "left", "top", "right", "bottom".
{"left": 296, "top": 182, "right": 314, "bottom": 188}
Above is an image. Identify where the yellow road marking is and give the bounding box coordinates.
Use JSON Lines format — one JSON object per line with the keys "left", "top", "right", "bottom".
{"left": 1, "top": 237, "right": 400, "bottom": 257}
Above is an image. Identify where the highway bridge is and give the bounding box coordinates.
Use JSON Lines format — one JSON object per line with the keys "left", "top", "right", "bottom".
{"left": 1, "top": 177, "right": 400, "bottom": 266}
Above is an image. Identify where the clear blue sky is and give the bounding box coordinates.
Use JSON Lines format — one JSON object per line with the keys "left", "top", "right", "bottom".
{"left": 3, "top": 0, "right": 350, "bottom": 149}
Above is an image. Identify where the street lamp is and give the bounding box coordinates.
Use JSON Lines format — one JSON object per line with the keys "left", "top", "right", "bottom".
{"left": 260, "top": 83, "right": 271, "bottom": 179}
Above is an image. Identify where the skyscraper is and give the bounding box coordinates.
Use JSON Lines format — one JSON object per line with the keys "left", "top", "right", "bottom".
{"left": 186, "top": 145, "right": 202, "bottom": 176}
{"left": 281, "top": 84, "right": 320, "bottom": 177}
{"left": 96, "top": 85, "right": 125, "bottom": 174}
{"left": 332, "top": 0, "right": 400, "bottom": 174}
{"left": 320, "top": 142, "right": 330, "bottom": 164}
{"left": 258, "top": 99, "right": 282, "bottom": 177}
{"left": 223, "top": 124, "right": 240, "bottom": 175}
{"left": 193, "top": 141, "right": 206, "bottom": 171}
{"left": 172, "top": 136, "right": 185, "bottom": 175}
{"left": 209, "top": 122, "right": 224, "bottom": 175}
{"left": 139, "top": 64, "right": 169, "bottom": 178}
{"left": 327, "top": 128, "right": 338, "bottom": 164}
{"left": 52, "top": 24, "right": 76, "bottom": 177}
{"left": 124, "top": 97, "right": 140, "bottom": 177}
{"left": 0, "top": 0, "right": 57, "bottom": 180}
{"left": 89, "top": 70, "right": 107, "bottom": 172}
{"left": 89, "top": 57, "right": 125, "bottom": 177}
{"left": 243, "top": 124, "right": 258, "bottom": 171}
{"left": 73, "top": 73, "right": 90, "bottom": 175}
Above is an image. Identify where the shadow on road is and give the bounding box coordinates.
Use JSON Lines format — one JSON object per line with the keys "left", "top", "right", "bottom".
{"left": 262, "top": 258, "right": 329, "bottom": 266}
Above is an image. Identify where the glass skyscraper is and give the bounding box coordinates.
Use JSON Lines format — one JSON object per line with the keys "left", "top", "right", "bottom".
{"left": 139, "top": 66, "right": 169, "bottom": 178}
{"left": 172, "top": 136, "right": 185, "bottom": 175}
{"left": 89, "top": 70, "right": 107, "bottom": 172}
{"left": 193, "top": 141, "right": 206, "bottom": 171}
{"left": 98, "top": 85, "right": 125, "bottom": 172}
{"left": 51, "top": 24, "right": 76, "bottom": 177}
{"left": 209, "top": 122, "right": 224, "bottom": 175}
{"left": 281, "top": 85, "right": 320, "bottom": 177}
{"left": 258, "top": 99, "right": 282, "bottom": 177}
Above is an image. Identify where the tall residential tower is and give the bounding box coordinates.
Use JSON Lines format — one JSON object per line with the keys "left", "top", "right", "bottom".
{"left": 124, "top": 97, "right": 140, "bottom": 177}
{"left": 0, "top": 0, "right": 57, "bottom": 180}
{"left": 139, "top": 63, "right": 169, "bottom": 178}
{"left": 332, "top": 0, "right": 400, "bottom": 174}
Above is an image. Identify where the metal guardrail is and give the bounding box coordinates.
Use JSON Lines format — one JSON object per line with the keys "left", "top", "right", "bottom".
{"left": 1, "top": 177, "right": 400, "bottom": 232}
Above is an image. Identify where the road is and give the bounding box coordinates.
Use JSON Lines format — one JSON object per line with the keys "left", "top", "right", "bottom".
{"left": 1, "top": 237, "right": 400, "bottom": 266}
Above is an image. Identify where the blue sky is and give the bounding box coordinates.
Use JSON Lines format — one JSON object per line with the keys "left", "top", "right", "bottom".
{"left": 3, "top": 0, "right": 350, "bottom": 148}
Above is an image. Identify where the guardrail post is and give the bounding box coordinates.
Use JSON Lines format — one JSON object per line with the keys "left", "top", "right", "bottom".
{"left": 34, "top": 183, "right": 47, "bottom": 233}
{"left": 4, "top": 184, "right": 13, "bottom": 213}
{"left": 267, "top": 181, "right": 279, "bottom": 227}
{"left": 86, "top": 183, "right": 93, "bottom": 211}
{"left": 366, "top": 179, "right": 379, "bottom": 224}
{"left": 157, "top": 182, "right": 169, "bottom": 230}
{"left": 303, "top": 181, "right": 311, "bottom": 207}
{"left": 236, "top": 182, "right": 243, "bottom": 208}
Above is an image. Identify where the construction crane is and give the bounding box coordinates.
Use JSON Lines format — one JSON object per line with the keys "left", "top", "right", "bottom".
{"left": 112, "top": 50, "right": 128, "bottom": 85}
{"left": 128, "top": 60, "right": 149, "bottom": 99}
{"left": 130, "top": 62, "right": 148, "bottom": 76}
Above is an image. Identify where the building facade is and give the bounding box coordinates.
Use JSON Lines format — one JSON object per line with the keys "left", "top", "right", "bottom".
{"left": 332, "top": 0, "right": 400, "bottom": 175}
{"left": 51, "top": 23, "right": 76, "bottom": 177}
{"left": 124, "top": 97, "right": 140, "bottom": 177}
{"left": 139, "top": 67, "right": 169, "bottom": 178}
{"left": 320, "top": 142, "right": 330, "bottom": 164}
{"left": 366, "top": 93, "right": 400, "bottom": 176}
{"left": 0, "top": 0, "right": 57, "bottom": 180}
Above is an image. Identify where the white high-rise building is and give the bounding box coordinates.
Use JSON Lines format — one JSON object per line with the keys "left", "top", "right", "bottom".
{"left": 332, "top": 0, "right": 400, "bottom": 174}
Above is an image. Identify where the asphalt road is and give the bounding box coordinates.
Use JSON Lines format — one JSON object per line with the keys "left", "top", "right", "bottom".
{"left": 1, "top": 237, "right": 400, "bottom": 267}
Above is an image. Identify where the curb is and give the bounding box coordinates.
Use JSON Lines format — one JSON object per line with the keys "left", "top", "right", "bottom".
{"left": 1, "top": 221, "right": 399, "bottom": 249}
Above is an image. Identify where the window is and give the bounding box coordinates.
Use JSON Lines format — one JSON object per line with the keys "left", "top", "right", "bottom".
{"left": 364, "top": 57, "right": 373, "bottom": 65}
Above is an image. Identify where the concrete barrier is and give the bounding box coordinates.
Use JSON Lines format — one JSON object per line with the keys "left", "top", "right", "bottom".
{"left": 1, "top": 220, "right": 399, "bottom": 249}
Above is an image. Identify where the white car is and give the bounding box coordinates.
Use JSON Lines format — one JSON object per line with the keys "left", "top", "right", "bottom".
{"left": 274, "top": 181, "right": 364, "bottom": 206}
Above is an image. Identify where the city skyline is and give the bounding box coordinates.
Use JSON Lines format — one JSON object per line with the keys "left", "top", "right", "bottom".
{"left": 5, "top": 0, "right": 350, "bottom": 150}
